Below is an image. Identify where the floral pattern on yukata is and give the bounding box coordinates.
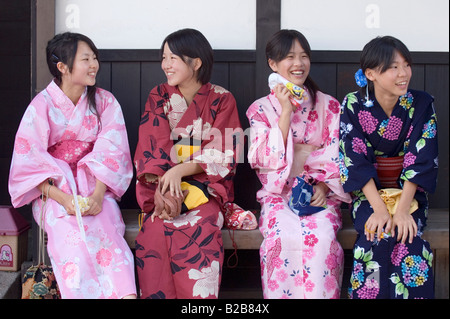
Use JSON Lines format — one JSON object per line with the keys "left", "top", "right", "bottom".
{"left": 339, "top": 89, "right": 438, "bottom": 299}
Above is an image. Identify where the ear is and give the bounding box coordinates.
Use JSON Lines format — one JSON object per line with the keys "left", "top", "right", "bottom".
{"left": 193, "top": 58, "right": 202, "bottom": 72}
{"left": 364, "top": 68, "right": 376, "bottom": 82}
{"left": 268, "top": 59, "right": 278, "bottom": 72}
{"left": 57, "top": 62, "right": 68, "bottom": 75}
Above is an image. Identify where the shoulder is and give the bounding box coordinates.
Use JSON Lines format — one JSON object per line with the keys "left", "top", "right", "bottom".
{"left": 316, "top": 90, "right": 340, "bottom": 106}
{"left": 316, "top": 90, "right": 337, "bottom": 102}
{"left": 209, "top": 83, "right": 236, "bottom": 103}
{"left": 95, "top": 87, "right": 121, "bottom": 113}
{"left": 407, "top": 89, "right": 435, "bottom": 119}
{"left": 246, "top": 95, "right": 273, "bottom": 117}
{"left": 209, "top": 84, "right": 230, "bottom": 95}
{"left": 409, "top": 89, "right": 434, "bottom": 105}
{"left": 96, "top": 87, "right": 116, "bottom": 101}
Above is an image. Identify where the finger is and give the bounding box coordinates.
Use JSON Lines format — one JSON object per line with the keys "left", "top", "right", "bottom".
{"left": 409, "top": 222, "right": 417, "bottom": 244}
{"left": 390, "top": 220, "right": 396, "bottom": 238}
{"left": 398, "top": 224, "right": 405, "bottom": 243}
{"left": 376, "top": 224, "right": 383, "bottom": 242}
{"left": 169, "top": 183, "right": 175, "bottom": 197}
{"left": 160, "top": 180, "right": 168, "bottom": 195}
{"left": 384, "top": 217, "right": 392, "bottom": 235}
{"left": 408, "top": 225, "right": 414, "bottom": 244}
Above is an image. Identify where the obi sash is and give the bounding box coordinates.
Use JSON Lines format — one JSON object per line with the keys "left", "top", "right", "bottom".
{"left": 376, "top": 156, "right": 404, "bottom": 188}
{"left": 48, "top": 140, "right": 94, "bottom": 176}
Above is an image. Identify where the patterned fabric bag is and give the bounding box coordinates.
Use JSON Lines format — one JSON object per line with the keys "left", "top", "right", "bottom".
{"left": 289, "top": 175, "right": 327, "bottom": 216}
{"left": 22, "top": 183, "right": 61, "bottom": 299}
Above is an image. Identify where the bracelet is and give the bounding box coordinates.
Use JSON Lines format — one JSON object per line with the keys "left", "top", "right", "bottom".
{"left": 364, "top": 223, "right": 376, "bottom": 234}
{"left": 364, "top": 223, "right": 387, "bottom": 239}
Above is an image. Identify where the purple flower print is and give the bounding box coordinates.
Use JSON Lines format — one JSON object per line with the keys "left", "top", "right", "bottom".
{"left": 403, "top": 152, "right": 416, "bottom": 168}
{"left": 351, "top": 137, "right": 367, "bottom": 155}
{"left": 391, "top": 243, "right": 409, "bottom": 266}
{"left": 356, "top": 278, "right": 379, "bottom": 299}
{"left": 358, "top": 111, "right": 378, "bottom": 134}
{"left": 382, "top": 116, "right": 403, "bottom": 141}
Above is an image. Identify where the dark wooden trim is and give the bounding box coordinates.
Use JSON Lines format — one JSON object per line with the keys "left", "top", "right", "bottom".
{"left": 255, "top": 0, "right": 281, "bottom": 97}
{"left": 98, "top": 49, "right": 256, "bottom": 63}
{"left": 312, "top": 51, "right": 449, "bottom": 64}
{"left": 99, "top": 49, "right": 448, "bottom": 65}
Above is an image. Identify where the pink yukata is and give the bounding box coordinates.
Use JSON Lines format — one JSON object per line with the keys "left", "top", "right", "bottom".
{"left": 8, "top": 80, "right": 136, "bottom": 298}
{"left": 246, "top": 87, "right": 351, "bottom": 299}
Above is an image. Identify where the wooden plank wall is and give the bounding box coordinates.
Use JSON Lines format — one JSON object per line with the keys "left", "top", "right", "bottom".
{"left": 0, "top": 0, "right": 448, "bottom": 213}
{"left": 0, "top": 0, "right": 32, "bottom": 206}
{"left": 95, "top": 49, "right": 449, "bottom": 211}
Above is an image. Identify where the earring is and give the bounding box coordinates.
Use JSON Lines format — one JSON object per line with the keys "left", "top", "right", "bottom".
{"left": 364, "top": 85, "right": 374, "bottom": 107}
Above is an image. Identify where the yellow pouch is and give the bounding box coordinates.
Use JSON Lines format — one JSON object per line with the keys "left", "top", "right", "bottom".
{"left": 378, "top": 188, "right": 419, "bottom": 216}
{"left": 180, "top": 181, "right": 209, "bottom": 212}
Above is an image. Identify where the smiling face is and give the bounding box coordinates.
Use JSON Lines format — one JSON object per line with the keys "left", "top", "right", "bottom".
{"left": 59, "top": 40, "right": 99, "bottom": 88}
{"left": 268, "top": 39, "right": 311, "bottom": 88}
{"left": 365, "top": 50, "right": 412, "bottom": 101}
{"left": 161, "top": 42, "right": 200, "bottom": 89}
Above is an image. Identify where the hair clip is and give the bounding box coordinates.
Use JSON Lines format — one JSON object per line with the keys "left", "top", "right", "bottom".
{"left": 354, "top": 69, "right": 367, "bottom": 88}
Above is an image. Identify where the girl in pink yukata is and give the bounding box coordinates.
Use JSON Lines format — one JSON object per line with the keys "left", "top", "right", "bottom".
{"left": 246, "top": 30, "right": 351, "bottom": 299}
{"left": 8, "top": 32, "right": 136, "bottom": 299}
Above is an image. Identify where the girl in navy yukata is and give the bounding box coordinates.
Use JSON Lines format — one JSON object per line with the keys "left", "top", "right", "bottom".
{"left": 339, "top": 36, "right": 438, "bottom": 299}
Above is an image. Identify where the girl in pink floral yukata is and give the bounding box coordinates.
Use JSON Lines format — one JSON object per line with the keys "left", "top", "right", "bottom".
{"left": 8, "top": 32, "right": 136, "bottom": 298}
{"left": 246, "top": 30, "right": 351, "bottom": 299}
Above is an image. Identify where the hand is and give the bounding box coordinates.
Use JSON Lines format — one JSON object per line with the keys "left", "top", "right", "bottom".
{"left": 364, "top": 208, "right": 392, "bottom": 242}
{"left": 61, "top": 192, "right": 76, "bottom": 215}
{"left": 159, "top": 166, "right": 183, "bottom": 198}
{"left": 84, "top": 193, "right": 103, "bottom": 216}
{"left": 391, "top": 211, "right": 417, "bottom": 244}
{"left": 310, "top": 182, "right": 328, "bottom": 207}
{"left": 84, "top": 180, "right": 106, "bottom": 216}
{"left": 273, "top": 84, "right": 295, "bottom": 113}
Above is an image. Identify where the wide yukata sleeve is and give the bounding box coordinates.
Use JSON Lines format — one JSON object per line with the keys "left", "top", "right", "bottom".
{"left": 192, "top": 89, "right": 242, "bottom": 187}
{"left": 246, "top": 95, "right": 293, "bottom": 195}
{"left": 400, "top": 92, "right": 438, "bottom": 193}
{"left": 305, "top": 95, "right": 351, "bottom": 203}
{"left": 339, "top": 92, "right": 378, "bottom": 193}
{"left": 134, "top": 85, "right": 175, "bottom": 212}
{"left": 77, "top": 89, "right": 133, "bottom": 199}
{"left": 8, "top": 94, "right": 66, "bottom": 207}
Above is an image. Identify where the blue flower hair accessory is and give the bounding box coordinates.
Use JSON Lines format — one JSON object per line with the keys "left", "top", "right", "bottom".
{"left": 355, "top": 69, "right": 374, "bottom": 107}
{"left": 355, "top": 69, "right": 367, "bottom": 87}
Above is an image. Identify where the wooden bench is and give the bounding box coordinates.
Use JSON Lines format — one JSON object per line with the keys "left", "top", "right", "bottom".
{"left": 122, "top": 208, "right": 448, "bottom": 299}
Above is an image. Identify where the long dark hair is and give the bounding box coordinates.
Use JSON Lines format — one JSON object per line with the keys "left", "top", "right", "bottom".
{"left": 360, "top": 36, "right": 412, "bottom": 98}
{"left": 46, "top": 32, "right": 101, "bottom": 128}
{"left": 266, "top": 29, "right": 320, "bottom": 107}
{"left": 160, "top": 28, "right": 213, "bottom": 85}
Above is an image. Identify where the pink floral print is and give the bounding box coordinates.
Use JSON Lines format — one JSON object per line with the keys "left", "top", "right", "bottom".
{"left": 248, "top": 90, "right": 351, "bottom": 299}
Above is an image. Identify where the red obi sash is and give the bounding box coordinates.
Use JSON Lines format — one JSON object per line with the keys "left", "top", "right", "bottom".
{"left": 376, "top": 156, "right": 404, "bottom": 188}
{"left": 48, "top": 140, "right": 94, "bottom": 176}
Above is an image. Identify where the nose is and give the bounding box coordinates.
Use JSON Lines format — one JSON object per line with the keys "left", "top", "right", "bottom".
{"left": 398, "top": 65, "right": 409, "bottom": 77}
{"left": 162, "top": 58, "right": 171, "bottom": 70}
{"left": 90, "top": 57, "right": 99, "bottom": 69}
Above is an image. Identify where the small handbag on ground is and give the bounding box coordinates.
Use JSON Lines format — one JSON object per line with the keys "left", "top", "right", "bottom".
{"left": 22, "top": 183, "right": 61, "bottom": 299}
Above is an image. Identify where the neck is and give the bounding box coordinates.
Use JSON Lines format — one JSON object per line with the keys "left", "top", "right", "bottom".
{"left": 374, "top": 91, "right": 398, "bottom": 117}
{"left": 179, "top": 81, "right": 203, "bottom": 105}
{"left": 59, "top": 81, "right": 85, "bottom": 105}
